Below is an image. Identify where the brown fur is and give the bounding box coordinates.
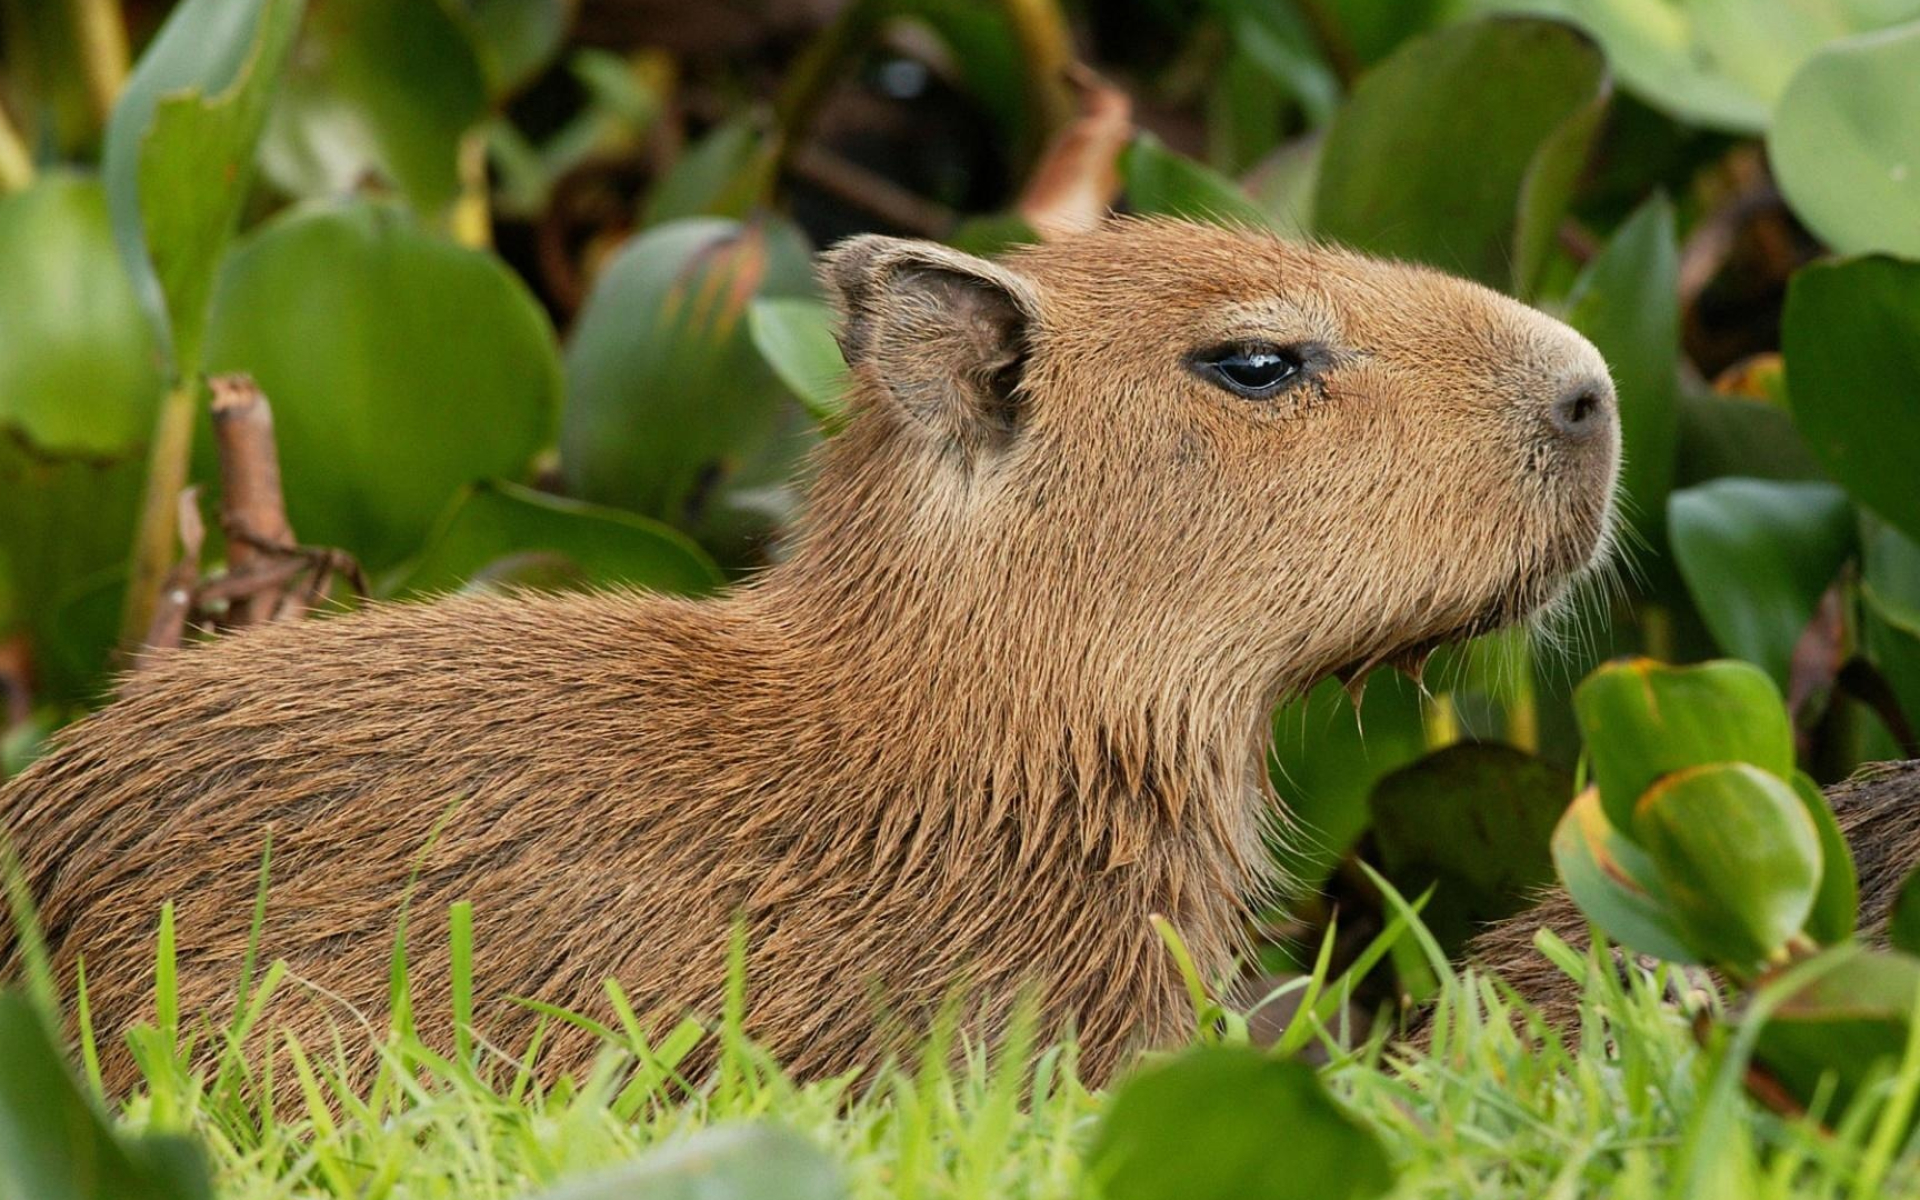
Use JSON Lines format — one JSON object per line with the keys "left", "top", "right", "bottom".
{"left": 0, "top": 218, "right": 1617, "bottom": 1093}
{"left": 1466, "top": 760, "right": 1920, "bottom": 1030}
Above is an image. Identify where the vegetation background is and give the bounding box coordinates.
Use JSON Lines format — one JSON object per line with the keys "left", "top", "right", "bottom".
{"left": 3, "top": 0, "right": 1920, "bottom": 1197}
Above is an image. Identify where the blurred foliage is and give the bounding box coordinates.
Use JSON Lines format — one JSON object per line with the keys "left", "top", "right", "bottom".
{"left": 2, "top": 0, "right": 1919, "bottom": 1049}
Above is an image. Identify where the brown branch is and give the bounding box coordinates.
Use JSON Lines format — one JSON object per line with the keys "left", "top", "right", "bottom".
{"left": 786, "top": 144, "right": 956, "bottom": 237}
{"left": 210, "top": 374, "right": 298, "bottom": 628}
{"left": 136, "top": 486, "right": 206, "bottom": 665}
{"left": 1016, "top": 64, "right": 1131, "bottom": 240}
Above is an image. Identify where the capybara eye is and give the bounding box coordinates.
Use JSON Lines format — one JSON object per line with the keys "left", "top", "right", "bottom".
{"left": 1192, "top": 343, "right": 1302, "bottom": 399}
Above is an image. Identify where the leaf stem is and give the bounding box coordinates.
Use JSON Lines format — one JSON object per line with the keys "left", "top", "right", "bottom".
{"left": 67, "top": 0, "right": 130, "bottom": 127}
{"left": 120, "top": 377, "right": 202, "bottom": 649}
{"left": 0, "top": 101, "right": 34, "bottom": 194}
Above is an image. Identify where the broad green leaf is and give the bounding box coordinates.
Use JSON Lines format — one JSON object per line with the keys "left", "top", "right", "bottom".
{"left": 560, "top": 215, "right": 816, "bottom": 556}
{"left": 1784, "top": 257, "right": 1920, "bottom": 544}
{"left": 0, "top": 176, "right": 163, "bottom": 700}
{"left": 462, "top": 0, "right": 574, "bottom": 97}
{"left": 1368, "top": 742, "right": 1572, "bottom": 950}
{"left": 1792, "top": 772, "right": 1860, "bottom": 945}
{"left": 1575, "top": 658, "right": 1795, "bottom": 833}
{"left": 1089, "top": 1046, "right": 1394, "bottom": 1200}
{"left": 1752, "top": 944, "right": 1920, "bottom": 1123}
{"left": 1861, "top": 516, "right": 1920, "bottom": 732}
{"left": 1631, "top": 763, "right": 1823, "bottom": 970}
{"left": 1675, "top": 387, "right": 1824, "bottom": 487}
{"left": 389, "top": 480, "right": 724, "bottom": 598}
{"left": 525, "top": 1124, "right": 843, "bottom": 1200}
{"left": 1484, "top": 0, "right": 1920, "bottom": 133}
{"left": 1552, "top": 785, "right": 1702, "bottom": 965}
{"left": 260, "top": 0, "right": 491, "bottom": 220}
{"left": 1564, "top": 195, "right": 1679, "bottom": 547}
{"left": 1771, "top": 23, "right": 1920, "bottom": 258}
{"left": 0, "top": 990, "right": 213, "bottom": 1200}
{"left": 640, "top": 119, "right": 774, "bottom": 226}
{"left": 1891, "top": 869, "right": 1920, "bottom": 958}
{"left": 102, "top": 0, "right": 304, "bottom": 376}
{"left": 748, "top": 297, "right": 848, "bottom": 425}
{"left": 1313, "top": 17, "right": 1607, "bottom": 296}
{"left": 204, "top": 201, "right": 559, "bottom": 570}
{"left": 1668, "top": 480, "right": 1855, "bottom": 690}
{"left": 1269, "top": 673, "right": 1426, "bottom": 892}
{"left": 0, "top": 0, "right": 100, "bottom": 155}
{"left": 1120, "top": 133, "right": 1274, "bottom": 229}
{"left": 1215, "top": 0, "right": 1340, "bottom": 129}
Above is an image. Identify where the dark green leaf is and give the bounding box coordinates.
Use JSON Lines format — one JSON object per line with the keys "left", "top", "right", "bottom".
{"left": 389, "top": 481, "right": 723, "bottom": 598}
{"left": 1753, "top": 944, "right": 1920, "bottom": 1123}
{"left": 260, "top": 0, "right": 491, "bottom": 220}
{"left": 1668, "top": 480, "right": 1855, "bottom": 690}
{"left": 1120, "top": 132, "right": 1273, "bottom": 228}
{"left": 1631, "top": 763, "right": 1822, "bottom": 969}
{"left": 204, "top": 201, "right": 560, "bottom": 570}
{"left": 1313, "top": 17, "right": 1607, "bottom": 296}
{"left": 1564, "top": 194, "right": 1679, "bottom": 547}
{"left": 748, "top": 297, "right": 847, "bottom": 425}
{"left": 102, "top": 0, "right": 305, "bottom": 375}
{"left": 525, "top": 1124, "right": 843, "bottom": 1200}
{"left": 1784, "top": 256, "right": 1920, "bottom": 544}
{"left": 1089, "top": 1046, "right": 1394, "bottom": 1200}
{"left": 1675, "top": 386, "right": 1824, "bottom": 486}
{"left": 1791, "top": 772, "right": 1859, "bottom": 946}
{"left": 1770, "top": 23, "right": 1920, "bottom": 258}
{"left": 0, "top": 990, "right": 212, "bottom": 1200}
{"left": 462, "top": 0, "right": 573, "bottom": 97}
{"left": 1552, "top": 785, "right": 1701, "bottom": 965}
{"left": 640, "top": 119, "right": 774, "bottom": 226}
{"left": 1891, "top": 868, "right": 1920, "bottom": 958}
{"left": 1574, "top": 658, "right": 1794, "bottom": 833}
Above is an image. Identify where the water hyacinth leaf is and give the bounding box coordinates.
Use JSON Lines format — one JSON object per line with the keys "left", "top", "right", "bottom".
{"left": 204, "top": 201, "right": 560, "bottom": 570}
{"left": 1784, "top": 256, "right": 1920, "bottom": 545}
{"left": 389, "top": 481, "right": 723, "bottom": 598}
{"left": 1861, "top": 517, "right": 1920, "bottom": 733}
{"left": 1890, "top": 868, "right": 1920, "bottom": 958}
{"left": 748, "top": 297, "right": 848, "bottom": 424}
{"left": 1675, "top": 386, "right": 1824, "bottom": 487}
{"left": 1552, "top": 785, "right": 1701, "bottom": 965}
{"left": 1564, "top": 194, "right": 1679, "bottom": 547}
{"left": 1770, "top": 23, "right": 1920, "bottom": 259}
{"left": 560, "top": 216, "right": 815, "bottom": 550}
{"left": 526, "top": 1124, "right": 843, "bottom": 1200}
{"left": 1120, "top": 133, "right": 1273, "bottom": 229}
{"left": 1751, "top": 944, "right": 1920, "bottom": 1123}
{"left": 102, "top": 0, "right": 305, "bottom": 374}
{"left": 1575, "top": 658, "right": 1794, "bottom": 833}
{"left": 640, "top": 119, "right": 774, "bottom": 226}
{"left": 1791, "top": 773, "right": 1859, "bottom": 946}
{"left": 260, "top": 0, "right": 491, "bottom": 220}
{"left": 1368, "top": 742, "right": 1571, "bottom": 948}
{"left": 1668, "top": 480, "right": 1855, "bottom": 691}
{"left": 0, "top": 177, "right": 164, "bottom": 699}
{"left": 463, "top": 0, "right": 574, "bottom": 97}
{"left": 1089, "top": 1046, "right": 1394, "bottom": 1200}
{"left": 0, "top": 991, "right": 213, "bottom": 1200}
{"left": 1631, "top": 763, "right": 1822, "bottom": 970}
{"left": 1314, "top": 17, "right": 1607, "bottom": 296}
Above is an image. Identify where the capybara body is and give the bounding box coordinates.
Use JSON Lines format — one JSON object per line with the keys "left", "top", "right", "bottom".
{"left": 1, "top": 219, "right": 1619, "bottom": 1092}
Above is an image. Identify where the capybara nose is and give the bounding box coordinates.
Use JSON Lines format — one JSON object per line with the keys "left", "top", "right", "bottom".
{"left": 1549, "top": 377, "right": 1615, "bottom": 442}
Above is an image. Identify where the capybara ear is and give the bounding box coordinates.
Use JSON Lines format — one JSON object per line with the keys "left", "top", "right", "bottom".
{"left": 818, "top": 235, "right": 1043, "bottom": 454}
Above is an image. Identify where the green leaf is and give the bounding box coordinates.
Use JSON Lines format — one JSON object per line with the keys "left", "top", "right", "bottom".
{"left": 1861, "top": 517, "right": 1920, "bottom": 733}
{"left": 0, "top": 990, "right": 213, "bottom": 1200}
{"left": 1668, "top": 480, "right": 1855, "bottom": 690}
{"left": 1368, "top": 742, "right": 1572, "bottom": 950}
{"left": 1313, "top": 16, "right": 1607, "bottom": 296}
{"left": 748, "top": 297, "right": 848, "bottom": 425}
{"left": 1770, "top": 23, "right": 1920, "bottom": 258}
{"left": 525, "top": 1124, "right": 843, "bottom": 1200}
{"left": 0, "top": 176, "right": 164, "bottom": 700}
{"left": 204, "top": 200, "right": 560, "bottom": 570}
{"left": 389, "top": 480, "right": 724, "bottom": 598}
{"left": 559, "top": 215, "right": 816, "bottom": 557}
{"left": 640, "top": 118, "right": 774, "bottom": 227}
{"left": 1784, "top": 256, "right": 1920, "bottom": 544}
{"left": 1675, "top": 386, "right": 1824, "bottom": 487}
{"left": 1631, "top": 763, "right": 1823, "bottom": 969}
{"left": 1088, "top": 1046, "right": 1394, "bottom": 1200}
{"left": 102, "top": 0, "right": 305, "bottom": 376}
{"left": 1564, "top": 194, "right": 1679, "bottom": 547}
{"left": 1552, "top": 785, "right": 1702, "bottom": 965}
{"left": 1119, "top": 132, "right": 1274, "bottom": 229}
{"left": 1792, "top": 772, "right": 1859, "bottom": 946}
{"left": 462, "top": 0, "right": 573, "bottom": 97}
{"left": 1268, "top": 673, "right": 1426, "bottom": 891}
{"left": 1752, "top": 944, "right": 1920, "bottom": 1122}
{"left": 260, "top": 0, "right": 491, "bottom": 220}
{"left": 1891, "top": 868, "right": 1920, "bottom": 957}
{"left": 1574, "top": 658, "right": 1794, "bottom": 834}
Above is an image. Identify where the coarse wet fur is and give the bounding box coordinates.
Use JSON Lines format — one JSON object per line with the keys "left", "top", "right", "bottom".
{"left": 0, "top": 218, "right": 1619, "bottom": 1095}
{"left": 1466, "top": 760, "right": 1920, "bottom": 1033}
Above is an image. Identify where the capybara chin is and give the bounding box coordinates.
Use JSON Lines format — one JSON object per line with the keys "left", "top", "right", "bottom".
{"left": 1, "top": 217, "right": 1619, "bottom": 1092}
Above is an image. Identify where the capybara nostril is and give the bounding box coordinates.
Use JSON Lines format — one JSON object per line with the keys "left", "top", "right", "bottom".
{"left": 1550, "top": 378, "right": 1614, "bottom": 440}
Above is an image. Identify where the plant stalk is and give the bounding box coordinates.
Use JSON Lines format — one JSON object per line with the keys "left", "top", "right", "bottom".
{"left": 67, "top": 0, "right": 129, "bottom": 128}
{"left": 0, "top": 100, "right": 34, "bottom": 194}
{"left": 120, "top": 378, "right": 202, "bottom": 649}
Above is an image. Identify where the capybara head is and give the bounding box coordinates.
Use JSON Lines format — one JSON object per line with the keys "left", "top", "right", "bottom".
{"left": 803, "top": 217, "right": 1619, "bottom": 711}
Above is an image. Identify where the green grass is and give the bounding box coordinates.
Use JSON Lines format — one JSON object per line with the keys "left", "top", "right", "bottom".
{"left": 14, "top": 895, "right": 1920, "bottom": 1199}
